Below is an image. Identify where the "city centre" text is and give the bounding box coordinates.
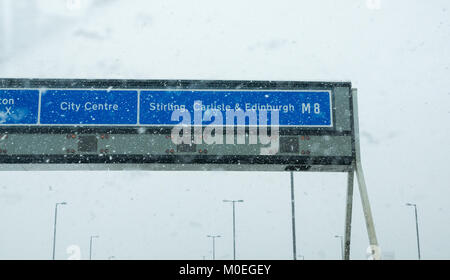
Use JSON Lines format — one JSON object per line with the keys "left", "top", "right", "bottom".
{"left": 60, "top": 102, "right": 119, "bottom": 112}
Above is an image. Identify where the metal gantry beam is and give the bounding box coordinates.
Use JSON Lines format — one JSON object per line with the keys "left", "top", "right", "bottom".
{"left": 344, "top": 169, "right": 354, "bottom": 260}
{"left": 352, "top": 89, "right": 380, "bottom": 260}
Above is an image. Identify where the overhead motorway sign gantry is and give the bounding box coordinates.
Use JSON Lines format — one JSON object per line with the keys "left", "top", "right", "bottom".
{"left": 0, "top": 78, "right": 380, "bottom": 260}
{"left": 0, "top": 79, "right": 355, "bottom": 172}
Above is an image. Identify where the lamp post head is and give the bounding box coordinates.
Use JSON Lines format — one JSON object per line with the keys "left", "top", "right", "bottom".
{"left": 406, "top": 203, "right": 416, "bottom": 207}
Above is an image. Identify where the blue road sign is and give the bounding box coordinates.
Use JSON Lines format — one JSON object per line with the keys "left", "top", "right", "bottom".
{"left": 0, "top": 90, "right": 39, "bottom": 124}
{"left": 0, "top": 89, "right": 332, "bottom": 127}
{"left": 40, "top": 90, "right": 138, "bottom": 125}
{"left": 139, "top": 90, "right": 333, "bottom": 127}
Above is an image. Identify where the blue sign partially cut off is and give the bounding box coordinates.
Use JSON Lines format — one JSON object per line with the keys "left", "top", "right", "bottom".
{"left": 0, "top": 90, "right": 39, "bottom": 125}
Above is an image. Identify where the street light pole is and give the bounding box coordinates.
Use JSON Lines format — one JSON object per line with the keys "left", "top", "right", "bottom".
{"left": 406, "top": 203, "right": 421, "bottom": 260}
{"left": 52, "top": 202, "right": 67, "bottom": 260}
{"left": 89, "top": 235, "right": 99, "bottom": 260}
{"left": 334, "top": 235, "right": 344, "bottom": 260}
{"left": 207, "top": 235, "right": 221, "bottom": 260}
{"left": 223, "top": 199, "right": 244, "bottom": 260}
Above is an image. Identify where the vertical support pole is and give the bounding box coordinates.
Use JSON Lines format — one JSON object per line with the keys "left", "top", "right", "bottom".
{"left": 89, "top": 236, "right": 93, "bottom": 260}
{"left": 414, "top": 206, "right": 421, "bottom": 260}
{"left": 290, "top": 171, "right": 297, "bottom": 260}
{"left": 232, "top": 201, "right": 236, "bottom": 260}
{"left": 352, "top": 89, "right": 381, "bottom": 260}
{"left": 212, "top": 237, "right": 216, "bottom": 261}
{"left": 52, "top": 204, "right": 58, "bottom": 260}
{"left": 344, "top": 168, "right": 354, "bottom": 260}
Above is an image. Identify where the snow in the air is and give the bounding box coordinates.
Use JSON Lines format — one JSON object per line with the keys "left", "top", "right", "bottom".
{"left": 0, "top": 0, "right": 449, "bottom": 260}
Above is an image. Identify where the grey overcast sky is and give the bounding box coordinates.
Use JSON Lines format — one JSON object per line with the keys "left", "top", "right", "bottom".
{"left": 0, "top": 0, "right": 449, "bottom": 260}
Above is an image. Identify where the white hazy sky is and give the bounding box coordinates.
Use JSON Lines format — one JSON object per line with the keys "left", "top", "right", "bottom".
{"left": 0, "top": 0, "right": 449, "bottom": 260}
